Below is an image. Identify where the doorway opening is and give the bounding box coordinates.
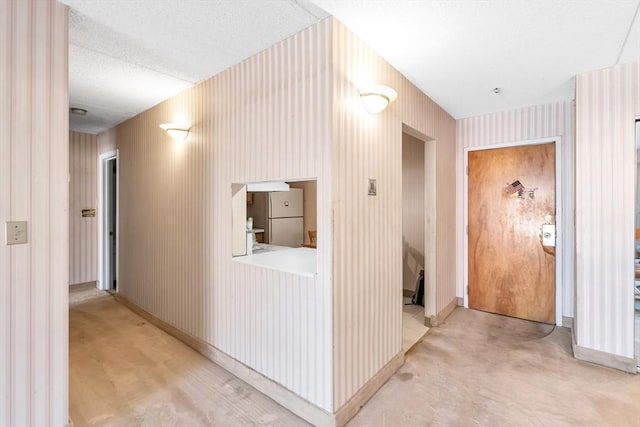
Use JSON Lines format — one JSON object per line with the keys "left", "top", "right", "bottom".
{"left": 464, "top": 137, "right": 563, "bottom": 325}
{"left": 401, "top": 126, "right": 435, "bottom": 352}
{"left": 98, "top": 151, "right": 118, "bottom": 292}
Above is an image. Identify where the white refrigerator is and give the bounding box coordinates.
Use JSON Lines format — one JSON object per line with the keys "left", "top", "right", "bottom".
{"left": 268, "top": 188, "right": 304, "bottom": 247}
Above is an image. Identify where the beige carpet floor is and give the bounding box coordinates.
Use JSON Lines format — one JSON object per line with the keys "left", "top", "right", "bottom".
{"left": 69, "top": 292, "right": 308, "bottom": 426}
{"left": 403, "top": 300, "right": 429, "bottom": 352}
{"left": 70, "top": 287, "right": 640, "bottom": 426}
{"left": 69, "top": 282, "right": 110, "bottom": 306}
{"left": 349, "top": 308, "right": 640, "bottom": 426}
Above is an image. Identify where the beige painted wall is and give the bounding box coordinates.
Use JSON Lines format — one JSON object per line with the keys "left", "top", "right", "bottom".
{"left": 69, "top": 131, "right": 98, "bottom": 285}
{"left": 97, "top": 127, "right": 117, "bottom": 155}
{"left": 575, "top": 62, "right": 640, "bottom": 358}
{"left": 0, "top": 0, "right": 69, "bottom": 425}
{"left": 331, "top": 20, "right": 457, "bottom": 410}
{"left": 402, "top": 133, "right": 426, "bottom": 292}
{"left": 109, "top": 19, "right": 334, "bottom": 411}
{"left": 456, "top": 101, "right": 575, "bottom": 318}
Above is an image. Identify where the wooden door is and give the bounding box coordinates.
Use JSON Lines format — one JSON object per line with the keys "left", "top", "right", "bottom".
{"left": 468, "top": 143, "right": 555, "bottom": 324}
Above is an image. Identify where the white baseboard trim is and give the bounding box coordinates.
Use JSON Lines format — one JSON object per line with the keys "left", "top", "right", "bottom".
{"left": 116, "top": 294, "right": 335, "bottom": 427}
{"left": 571, "top": 334, "right": 637, "bottom": 374}
{"left": 69, "top": 280, "right": 97, "bottom": 288}
{"left": 334, "top": 351, "right": 405, "bottom": 426}
{"left": 426, "top": 297, "right": 458, "bottom": 327}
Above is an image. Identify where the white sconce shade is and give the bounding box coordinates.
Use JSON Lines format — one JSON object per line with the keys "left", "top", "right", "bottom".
{"left": 359, "top": 84, "right": 397, "bottom": 114}
{"left": 160, "top": 123, "right": 190, "bottom": 142}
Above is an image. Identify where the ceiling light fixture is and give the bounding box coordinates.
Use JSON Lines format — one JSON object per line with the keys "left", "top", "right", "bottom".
{"left": 160, "top": 123, "right": 190, "bottom": 142}
{"left": 359, "top": 84, "right": 397, "bottom": 114}
{"left": 70, "top": 107, "right": 88, "bottom": 116}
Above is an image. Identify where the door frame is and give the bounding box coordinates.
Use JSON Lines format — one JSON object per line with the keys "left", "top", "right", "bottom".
{"left": 635, "top": 118, "right": 640, "bottom": 365}
{"left": 402, "top": 124, "right": 437, "bottom": 320}
{"left": 97, "top": 150, "right": 119, "bottom": 291}
{"left": 463, "top": 136, "right": 563, "bottom": 325}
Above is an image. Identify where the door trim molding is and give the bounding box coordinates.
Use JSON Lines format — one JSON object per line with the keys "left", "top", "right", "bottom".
{"left": 463, "top": 136, "right": 563, "bottom": 325}
{"left": 402, "top": 123, "right": 437, "bottom": 320}
{"left": 97, "top": 150, "right": 118, "bottom": 291}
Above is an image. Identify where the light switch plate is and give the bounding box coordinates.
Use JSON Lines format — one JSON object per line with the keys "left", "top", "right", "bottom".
{"left": 5, "top": 221, "right": 27, "bottom": 245}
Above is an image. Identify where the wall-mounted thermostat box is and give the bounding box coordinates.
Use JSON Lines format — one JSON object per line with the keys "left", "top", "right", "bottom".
{"left": 5, "top": 221, "right": 27, "bottom": 245}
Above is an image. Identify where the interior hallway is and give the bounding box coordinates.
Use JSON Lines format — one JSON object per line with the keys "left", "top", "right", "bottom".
{"left": 69, "top": 288, "right": 308, "bottom": 426}
{"left": 71, "top": 287, "right": 640, "bottom": 426}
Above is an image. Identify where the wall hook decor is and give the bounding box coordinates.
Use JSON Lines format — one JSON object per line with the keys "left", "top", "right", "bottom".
{"left": 504, "top": 180, "right": 524, "bottom": 195}
{"left": 504, "top": 179, "right": 537, "bottom": 200}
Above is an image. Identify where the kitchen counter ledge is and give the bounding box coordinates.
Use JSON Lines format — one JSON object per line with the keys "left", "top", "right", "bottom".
{"left": 232, "top": 245, "right": 317, "bottom": 278}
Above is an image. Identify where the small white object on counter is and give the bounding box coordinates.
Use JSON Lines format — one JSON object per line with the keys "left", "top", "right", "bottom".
{"left": 233, "top": 245, "right": 316, "bottom": 278}
{"left": 246, "top": 232, "right": 253, "bottom": 255}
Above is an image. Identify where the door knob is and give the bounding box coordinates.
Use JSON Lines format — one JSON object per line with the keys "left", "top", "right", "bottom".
{"left": 541, "top": 224, "right": 555, "bottom": 247}
{"left": 540, "top": 223, "right": 556, "bottom": 256}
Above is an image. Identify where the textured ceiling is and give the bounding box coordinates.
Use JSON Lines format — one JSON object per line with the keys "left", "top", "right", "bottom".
{"left": 311, "top": 0, "right": 640, "bottom": 119}
{"left": 62, "top": 0, "right": 328, "bottom": 134}
{"left": 63, "top": 0, "right": 640, "bottom": 134}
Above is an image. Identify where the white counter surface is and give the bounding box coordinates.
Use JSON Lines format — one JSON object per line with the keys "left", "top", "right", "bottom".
{"left": 233, "top": 245, "right": 317, "bottom": 278}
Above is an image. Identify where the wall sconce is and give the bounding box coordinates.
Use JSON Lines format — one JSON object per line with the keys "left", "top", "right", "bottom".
{"left": 160, "top": 123, "right": 190, "bottom": 142}
{"left": 359, "top": 84, "right": 397, "bottom": 114}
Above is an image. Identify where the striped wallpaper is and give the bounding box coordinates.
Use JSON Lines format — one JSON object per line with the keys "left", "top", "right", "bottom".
{"left": 575, "top": 62, "right": 640, "bottom": 359}
{"left": 109, "top": 16, "right": 458, "bottom": 418}
{"left": 112, "top": 19, "right": 334, "bottom": 411}
{"left": 69, "top": 131, "right": 98, "bottom": 285}
{"left": 0, "top": 0, "right": 69, "bottom": 425}
{"left": 457, "top": 101, "right": 576, "bottom": 318}
{"left": 331, "top": 20, "right": 457, "bottom": 411}
{"left": 397, "top": 69, "right": 457, "bottom": 321}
